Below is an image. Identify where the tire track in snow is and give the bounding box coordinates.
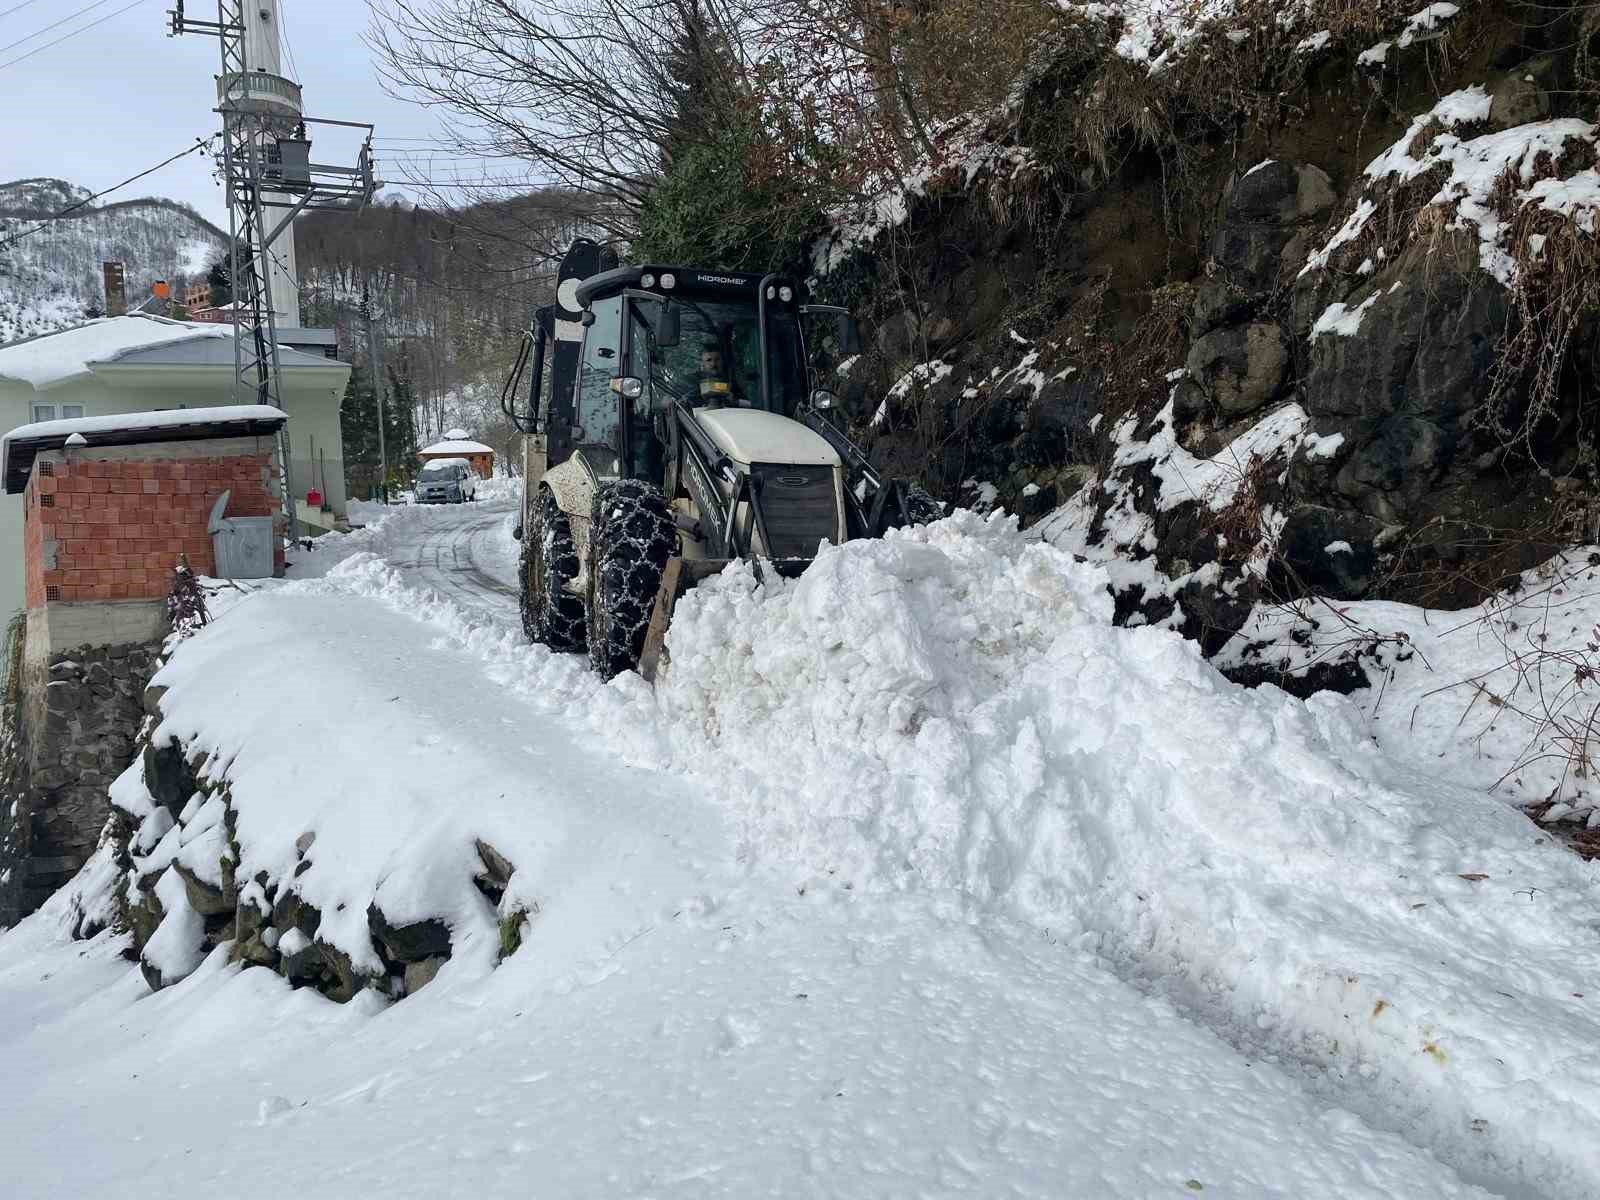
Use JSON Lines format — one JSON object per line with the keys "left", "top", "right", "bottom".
{"left": 386, "top": 504, "right": 520, "bottom": 627}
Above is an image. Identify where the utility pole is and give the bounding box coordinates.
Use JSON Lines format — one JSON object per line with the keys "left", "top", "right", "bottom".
{"left": 168, "top": 0, "right": 376, "bottom": 539}
{"left": 361, "top": 280, "right": 388, "bottom": 498}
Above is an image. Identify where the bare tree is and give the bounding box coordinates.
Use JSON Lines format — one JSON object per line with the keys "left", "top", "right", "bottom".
{"left": 365, "top": 0, "right": 752, "bottom": 240}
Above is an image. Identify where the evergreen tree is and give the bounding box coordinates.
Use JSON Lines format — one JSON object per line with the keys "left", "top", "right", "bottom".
{"left": 339, "top": 363, "right": 383, "bottom": 499}
{"left": 206, "top": 256, "right": 232, "bottom": 308}
{"left": 386, "top": 344, "right": 422, "bottom": 481}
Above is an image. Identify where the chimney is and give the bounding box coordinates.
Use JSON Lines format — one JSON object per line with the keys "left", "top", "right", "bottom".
{"left": 103, "top": 262, "right": 126, "bottom": 317}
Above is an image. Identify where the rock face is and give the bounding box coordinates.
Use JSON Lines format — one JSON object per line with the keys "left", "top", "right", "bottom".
{"left": 0, "top": 636, "right": 157, "bottom": 927}
{"left": 1186, "top": 161, "right": 1333, "bottom": 417}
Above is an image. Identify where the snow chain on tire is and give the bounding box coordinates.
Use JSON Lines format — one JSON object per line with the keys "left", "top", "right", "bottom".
{"left": 523, "top": 488, "right": 586, "bottom": 651}
{"left": 587, "top": 479, "right": 676, "bottom": 680}
{"left": 902, "top": 483, "right": 944, "bottom": 527}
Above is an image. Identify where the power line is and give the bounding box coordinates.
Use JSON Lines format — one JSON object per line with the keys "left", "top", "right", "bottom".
{"left": 0, "top": 0, "right": 47, "bottom": 21}
{"left": 0, "top": 0, "right": 144, "bottom": 71}
{"left": 0, "top": 0, "right": 120, "bottom": 55}
{"left": 0, "top": 135, "right": 215, "bottom": 251}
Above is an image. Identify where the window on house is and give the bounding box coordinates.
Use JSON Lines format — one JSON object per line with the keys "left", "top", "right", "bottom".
{"left": 31, "top": 404, "right": 55, "bottom": 422}
{"left": 61, "top": 405, "right": 83, "bottom": 419}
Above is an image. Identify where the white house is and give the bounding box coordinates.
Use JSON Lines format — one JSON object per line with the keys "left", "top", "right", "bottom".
{"left": 0, "top": 314, "right": 351, "bottom": 628}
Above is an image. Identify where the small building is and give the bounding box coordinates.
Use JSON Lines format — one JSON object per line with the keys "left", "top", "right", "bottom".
{"left": 419, "top": 428, "right": 494, "bottom": 478}
{"left": 0, "top": 406, "right": 288, "bottom": 923}
{"left": 0, "top": 314, "right": 351, "bottom": 629}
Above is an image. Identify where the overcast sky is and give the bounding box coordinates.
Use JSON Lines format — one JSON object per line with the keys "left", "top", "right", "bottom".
{"left": 0, "top": 0, "right": 456, "bottom": 225}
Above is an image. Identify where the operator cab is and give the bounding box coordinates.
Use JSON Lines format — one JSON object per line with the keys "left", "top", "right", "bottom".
{"left": 562, "top": 267, "right": 812, "bottom": 483}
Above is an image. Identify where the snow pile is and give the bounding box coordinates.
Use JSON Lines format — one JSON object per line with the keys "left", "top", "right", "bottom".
{"left": 39, "top": 499, "right": 1600, "bottom": 1193}
{"left": 472, "top": 473, "right": 522, "bottom": 504}
{"left": 650, "top": 513, "right": 1600, "bottom": 1192}
{"left": 1221, "top": 546, "right": 1600, "bottom": 814}
{"left": 1301, "top": 86, "right": 1600, "bottom": 287}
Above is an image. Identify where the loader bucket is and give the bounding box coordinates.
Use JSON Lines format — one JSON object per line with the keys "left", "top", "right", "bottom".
{"left": 638, "top": 558, "right": 732, "bottom": 681}
{"left": 637, "top": 555, "right": 816, "bottom": 681}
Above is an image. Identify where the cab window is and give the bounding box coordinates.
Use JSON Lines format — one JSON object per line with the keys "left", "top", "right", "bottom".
{"left": 576, "top": 297, "right": 623, "bottom": 454}
{"left": 628, "top": 297, "right": 806, "bottom": 416}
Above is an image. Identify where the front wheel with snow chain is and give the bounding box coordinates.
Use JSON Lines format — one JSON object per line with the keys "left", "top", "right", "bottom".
{"left": 902, "top": 483, "right": 944, "bottom": 526}
{"left": 586, "top": 479, "right": 676, "bottom": 680}
{"left": 522, "top": 488, "right": 586, "bottom": 651}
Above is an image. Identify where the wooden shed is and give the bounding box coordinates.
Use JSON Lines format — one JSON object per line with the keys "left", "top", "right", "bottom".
{"left": 419, "top": 429, "right": 494, "bottom": 478}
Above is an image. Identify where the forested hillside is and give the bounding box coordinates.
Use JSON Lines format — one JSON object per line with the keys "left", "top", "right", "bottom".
{"left": 0, "top": 178, "right": 223, "bottom": 343}
{"left": 294, "top": 188, "right": 596, "bottom": 471}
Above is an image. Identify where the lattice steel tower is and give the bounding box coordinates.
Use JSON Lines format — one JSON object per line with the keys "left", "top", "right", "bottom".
{"left": 168, "top": 1, "right": 376, "bottom": 532}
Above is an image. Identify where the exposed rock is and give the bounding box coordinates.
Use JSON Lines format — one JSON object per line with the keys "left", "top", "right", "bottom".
{"left": 368, "top": 904, "right": 452, "bottom": 963}
{"left": 170, "top": 860, "right": 231, "bottom": 917}
{"left": 1301, "top": 240, "right": 1508, "bottom": 523}
{"left": 470, "top": 838, "right": 515, "bottom": 896}
{"left": 1276, "top": 506, "right": 1385, "bottom": 598}
{"left": 1186, "top": 322, "right": 1289, "bottom": 415}
{"left": 404, "top": 956, "right": 446, "bottom": 995}
{"left": 143, "top": 738, "right": 197, "bottom": 817}
{"left": 1487, "top": 72, "right": 1550, "bottom": 131}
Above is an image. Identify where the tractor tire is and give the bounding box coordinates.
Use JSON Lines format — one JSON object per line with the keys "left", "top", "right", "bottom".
{"left": 522, "top": 488, "right": 586, "bottom": 651}
{"left": 903, "top": 483, "right": 945, "bottom": 526}
{"left": 586, "top": 479, "right": 675, "bottom": 680}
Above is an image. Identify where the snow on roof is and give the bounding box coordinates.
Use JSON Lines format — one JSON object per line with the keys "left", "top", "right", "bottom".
{"left": 0, "top": 314, "right": 233, "bottom": 391}
{"left": 3, "top": 404, "right": 287, "bottom": 447}
{"left": 421, "top": 438, "right": 494, "bottom": 456}
{"left": 419, "top": 456, "right": 471, "bottom": 470}
{"left": 1, "top": 405, "right": 288, "bottom": 494}
{"left": 443, "top": 427, "right": 471, "bottom": 440}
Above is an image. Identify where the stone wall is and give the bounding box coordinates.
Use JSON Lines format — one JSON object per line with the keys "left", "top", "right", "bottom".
{"left": 0, "top": 627, "right": 157, "bottom": 926}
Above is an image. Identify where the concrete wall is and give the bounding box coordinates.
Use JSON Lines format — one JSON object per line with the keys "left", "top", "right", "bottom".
{"left": 2, "top": 370, "right": 344, "bottom": 625}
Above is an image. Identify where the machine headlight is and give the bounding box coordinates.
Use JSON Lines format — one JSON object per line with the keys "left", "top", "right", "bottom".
{"left": 660, "top": 273, "right": 676, "bottom": 289}
{"left": 779, "top": 285, "right": 794, "bottom": 302}
{"left": 641, "top": 273, "right": 656, "bottom": 288}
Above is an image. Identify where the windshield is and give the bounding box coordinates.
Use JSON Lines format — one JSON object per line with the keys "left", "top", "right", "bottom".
{"left": 418, "top": 464, "right": 462, "bottom": 481}
{"left": 627, "top": 297, "right": 806, "bottom": 416}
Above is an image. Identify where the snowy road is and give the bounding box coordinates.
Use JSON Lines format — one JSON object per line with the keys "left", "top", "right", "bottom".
{"left": 369, "top": 498, "right": 521, "bottom": 622}
{"left": 4, "top": 501, "right": 1600, "bottom": 1197}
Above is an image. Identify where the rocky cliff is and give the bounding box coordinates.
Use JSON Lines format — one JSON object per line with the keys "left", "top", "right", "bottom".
{"left": 824, "top": 1, "right": 1600, "bottom": 687}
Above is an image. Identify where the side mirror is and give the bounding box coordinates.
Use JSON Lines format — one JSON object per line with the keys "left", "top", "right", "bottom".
{"left": 810, "top": 389, "right": 837, "bottom": 410}
{"left": 658, "top": 301, "right": 681, "bottom": 348}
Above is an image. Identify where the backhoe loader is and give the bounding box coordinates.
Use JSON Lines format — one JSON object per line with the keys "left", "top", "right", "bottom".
{"left": 504, "top": 239, "right": 938, "bottom": 679}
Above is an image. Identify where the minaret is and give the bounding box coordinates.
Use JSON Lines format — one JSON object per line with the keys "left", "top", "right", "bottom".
{"left": 238, "top": 0, "right": 302, "bottom": 329}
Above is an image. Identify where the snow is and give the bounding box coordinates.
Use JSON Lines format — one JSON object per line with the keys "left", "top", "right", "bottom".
{"left": 419, "top": 437, "right": 494, "bottom": 456}
{"left": 873, "top": 359, "right": 955, "bottom": 426}
{"left": 1302, "top": 88, "right": 1600, "bottom": 286}
{"left": 1222, "top": 546, "right": 1600, "bottom": 814}
{"left": 2, "top": 404, "right": 286, "bottom": 447}
{"left": 0, "top": 314, "right": 231, "bottom": 390}
{"left": 9, "top": 505, "right": 1600, "bottom": 1194}
{"left": 1311, "top": 293, "right": 1380, "bottom": 336}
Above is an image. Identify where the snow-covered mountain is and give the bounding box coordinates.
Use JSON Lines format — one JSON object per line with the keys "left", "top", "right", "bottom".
{"left": 0, "top": 177, "right": 225, "bottom": 344}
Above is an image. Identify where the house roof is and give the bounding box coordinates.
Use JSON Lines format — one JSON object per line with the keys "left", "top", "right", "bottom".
{"left": 2, "top": 404, "right": 287, "bottom": 494}
{"left": 421, "top": 438, "right": 494, "bottom": 456}
{"left": 0, "top": 314, "right": 342, "bottom": 392}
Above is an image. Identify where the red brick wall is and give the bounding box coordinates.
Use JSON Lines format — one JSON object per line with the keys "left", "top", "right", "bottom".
{"left": 23, "top": 451, "right": 281, "bottom": 605}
